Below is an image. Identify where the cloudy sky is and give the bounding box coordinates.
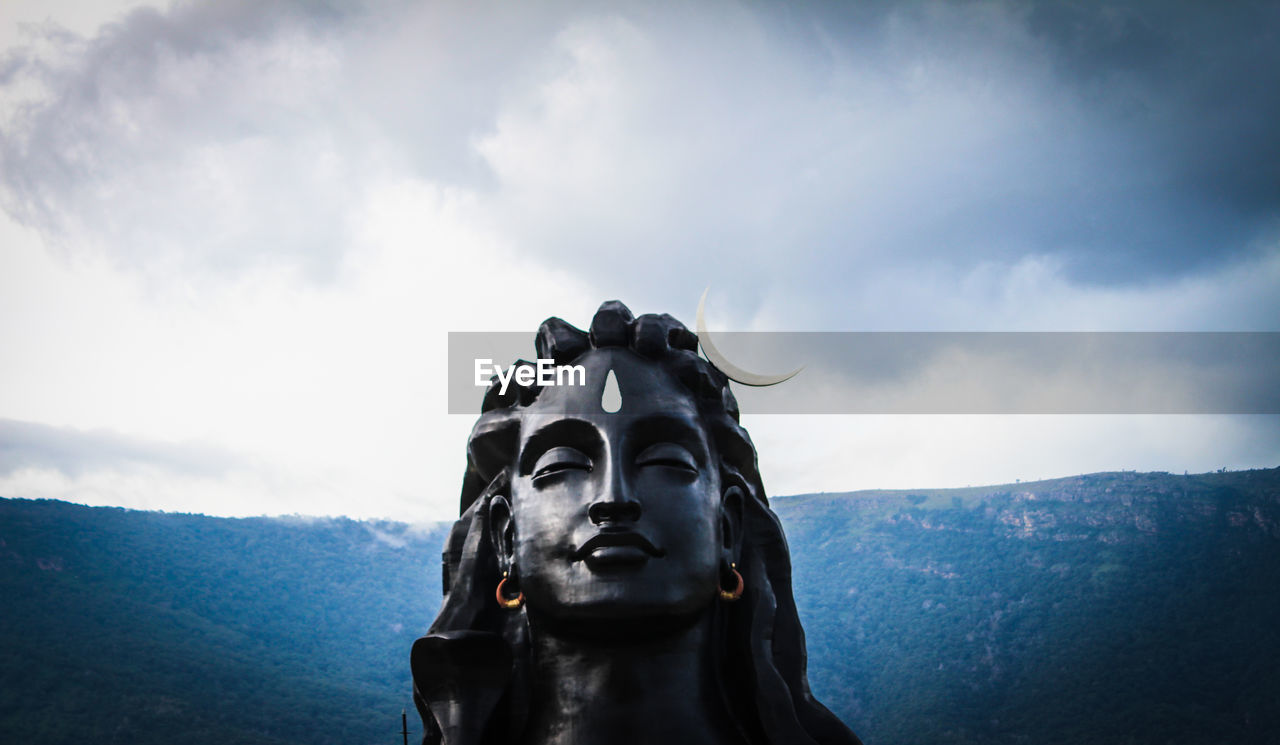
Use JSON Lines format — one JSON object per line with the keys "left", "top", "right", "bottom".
{"left": 1, "top": 0, "right": 1277, "bottom": 522}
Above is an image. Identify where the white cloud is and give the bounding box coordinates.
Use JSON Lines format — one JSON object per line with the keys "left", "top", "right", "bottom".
{"left": 0, "top": 175, "right": 598, "bottom": 520}
{"left": 0, "top": 0, "right": 156, "bottom": 51}
{"left": 1, "top": 1, "right": 1276, "bottom": 519}
{"left": 748, "top": 414, "right": 1280, "bottom": 498}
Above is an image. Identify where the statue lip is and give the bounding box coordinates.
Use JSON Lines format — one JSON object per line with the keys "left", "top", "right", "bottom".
{"left": 571, "top": 531, "right": 667, "bottom": 562}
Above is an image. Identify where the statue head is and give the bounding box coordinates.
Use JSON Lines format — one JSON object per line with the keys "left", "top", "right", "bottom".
{"left": 414, "top": 301, "right": 861, "bottom": 745}
{"left": 491, "top": 343, "right": 738, "bottom": 632}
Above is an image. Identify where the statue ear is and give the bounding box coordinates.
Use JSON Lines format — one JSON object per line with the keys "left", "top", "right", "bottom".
{"left": 720, "top": 484, "right": 745, "bottom": 556}
{"left": 487, "top": 495, "right": 516, "bottom": 570}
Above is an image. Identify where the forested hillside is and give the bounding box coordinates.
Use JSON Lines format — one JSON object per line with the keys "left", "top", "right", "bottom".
{"left": 780, "top": 469, "right": 1280, "bottom": 744}
{"left": 0, "top": 504, "right": 448, "bottom": 744}
{"left": 3, "top": 468, "right": 1278, "bottom": 744}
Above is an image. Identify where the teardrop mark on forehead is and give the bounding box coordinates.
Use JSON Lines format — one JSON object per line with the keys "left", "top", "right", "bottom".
{"left": 601, "top": 368, "right": 622, "bottom": 413}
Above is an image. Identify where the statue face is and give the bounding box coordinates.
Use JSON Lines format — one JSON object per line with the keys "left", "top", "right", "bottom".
{"left": 499, "top": 349, "right": 728, "bottom": 627}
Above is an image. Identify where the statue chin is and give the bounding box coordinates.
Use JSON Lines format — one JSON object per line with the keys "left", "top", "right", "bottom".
{"left": 523, "top": 577, "right": 716, "bottom": 622}
{"left": 524, "top": 602, "right": 710, "bottom": 642}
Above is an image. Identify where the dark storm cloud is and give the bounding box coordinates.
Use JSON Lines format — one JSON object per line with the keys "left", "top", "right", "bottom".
{"left": 1, "top": 0, "right": 1277, "bottom": 305}
{"left": 888, "top": 0, "right": 1280, "bottom": 282}
{"left": 1017, "top": 0, "right": 1280, "bottom": 281}
{"left": 469, "top": 0, "right": 1280, "bottom": 311}
{"left": 0, "top": 418, "right": 245, "bottom": 478}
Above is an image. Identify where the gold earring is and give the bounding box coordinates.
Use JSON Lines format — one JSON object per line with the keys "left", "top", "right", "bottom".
{"left": 496, "top": 570, "right": 524, "bottom": 610}
{"left": 718, "top": 562, "right": 744, "bottom": 602}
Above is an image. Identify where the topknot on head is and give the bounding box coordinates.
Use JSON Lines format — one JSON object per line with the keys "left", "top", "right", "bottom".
{"left": 535, "top": 318, "right": 589, "bottom": 363}
{"left": 479, "top": 300, "right": 737, "bottom": 419}
{"left": 584, "top": 300, "right": 702, "bottom": 360}
{"left": 589, "top": 300, "right": 633, "bottom": 348}
{"left": 536, "top": 301, "right": 701, "bottom": 363}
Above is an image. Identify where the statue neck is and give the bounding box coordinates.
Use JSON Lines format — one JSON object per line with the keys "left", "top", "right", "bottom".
{"left": 522, "top": 613, "right": 745, "bottom": 745}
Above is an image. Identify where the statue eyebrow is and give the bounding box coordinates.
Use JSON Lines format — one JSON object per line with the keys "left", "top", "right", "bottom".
{"left": 518, "top": 418, "right": 602, "bottom": 475}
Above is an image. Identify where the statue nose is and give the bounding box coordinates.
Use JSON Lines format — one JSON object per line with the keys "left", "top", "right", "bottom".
{"left": 588, "top": 451, "right": 641, "bottom": 525}
{"left": 588, "top": 498, "right": 642, "bottom": 525}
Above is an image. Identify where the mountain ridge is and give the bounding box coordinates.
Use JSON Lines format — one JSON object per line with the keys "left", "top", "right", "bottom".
{"left": 3, "top": 467, "right": 1278, "bottom": 744}
{"left": 7, "top": 465, "right": 1275, "bottom": 520}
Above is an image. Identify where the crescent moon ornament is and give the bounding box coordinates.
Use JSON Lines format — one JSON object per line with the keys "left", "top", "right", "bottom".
{"left": 696, "top": 288, "right": 803, "bottom": 387}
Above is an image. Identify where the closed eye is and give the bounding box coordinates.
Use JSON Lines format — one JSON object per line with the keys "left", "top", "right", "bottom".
{"left": 532, "top": 446, "right": 593, "bottom": 483}
{"left": 635, "top": 443, "right": 699, "bottom": 474}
